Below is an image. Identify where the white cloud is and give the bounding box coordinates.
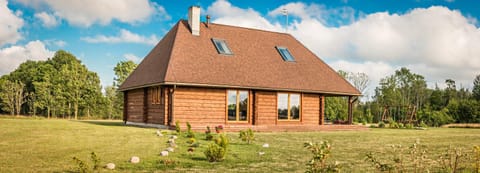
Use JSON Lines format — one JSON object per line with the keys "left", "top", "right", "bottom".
{"left": 206, "top": 0, "right": 282, "bottom": 31}
{"left": 34, "top": 12, "right": 59, "bottom": 27}
{"left": 81, "top": 29, "right": 159, "bottom": 45}
{"left": 123, "top": 53, "right": 140, "bottom": 63}
{"left": 206, "top": 1, "right": 480, "bottom": 95}
{"left": 16, "top": 0, "right": 169, "bottom": 27}
{"left": 0, "top": 0, "right": 24, "bottom": 47}
{"left": 0, "top": 40, "right": 55, "bottom": 75}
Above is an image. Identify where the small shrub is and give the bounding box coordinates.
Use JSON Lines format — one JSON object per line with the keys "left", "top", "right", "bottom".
{"left": 187, "top": 138, "right": 196, "bottom": 144}
{"left": 90, "top": 152, "right": 101, "bottom": 170}
{"left": 204, "top": 143, "right": 226, "bottom": 162}
{"left": 215, "top": 125, "right": 224, "bottom": 133}
{"left": 419, "top": 121, "right": 428, "bottom": 128}
{"left": 439, "top": 146, "right": 468, "bottom": 172}
{"left": 186, "top": 122, "right": 195, "bottom": 138}
{"left": 72, "top": 156, "right": 89, "bottom": 173}
{"left": 239, "top": 128, "right": 255, "bottom": 144}
{"left": 215, "top": 134, "right": 229, "bottom": 149}
{"left": 405, "top": 123, "right": 414, "bottom": 129}
{"left": 205, "top": 126, "right": 213, "bottom": 141}
{"left": 378, "top": 122, "right": 386, "bottom": 128}
{"left": 175, "top": 121, "right": 181, "bottom": 133}
{"left": 72, "top": 152, "right": 101, "bottom": 173}
{"left": 389, "top": 121, "right": 399, "bottom": 128}
{"left": 398, "top": 123, "right": 404, "bottom": 128}
{"left": 304, "top": 141, "right": 341, "bottom": 173}
{"left": 369, "top": 124, "right": 377, "bottom": 128}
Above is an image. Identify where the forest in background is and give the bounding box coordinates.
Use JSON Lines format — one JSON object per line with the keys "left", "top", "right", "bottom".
{"left": 1, "top": 50, "right": 479, "bottom": 126}
{"left": 0, "top": 50, "right": 136, "bottom": 120}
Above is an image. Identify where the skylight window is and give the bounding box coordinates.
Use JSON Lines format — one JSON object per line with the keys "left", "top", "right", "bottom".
{"left": 212, "top": 38, "right": 233, "bottom": 55}
{"left": 276, "top": 46, "right": 295, "bottom": 62}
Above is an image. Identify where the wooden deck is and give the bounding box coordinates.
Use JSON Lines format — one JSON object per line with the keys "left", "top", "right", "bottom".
{"left": 191, "top": 124, "right": 368, "bottom": 132}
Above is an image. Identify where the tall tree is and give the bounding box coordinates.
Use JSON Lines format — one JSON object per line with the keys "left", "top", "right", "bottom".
{"left": 113, "top": 61, "right": 137, "bottom": 88}
{"left": 0, "top": 78, "right": 26, "bottom": 116}
{"left": 348, "top": 72, "right": 370, "bottom": 95}
{"left": 473, "top": 75, "right": 480, "bottom": 101}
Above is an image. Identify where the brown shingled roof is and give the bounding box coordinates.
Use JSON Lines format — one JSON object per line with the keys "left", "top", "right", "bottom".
{"left": 119, "top": 20, "right": 361, "bottom": 96}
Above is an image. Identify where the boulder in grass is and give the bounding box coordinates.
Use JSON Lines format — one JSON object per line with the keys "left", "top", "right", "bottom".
{"left": 258, "top": 152, "right": 265, "bottom": 156}
{"left": 130, "top": 156, "right": 140, "bottom": 163}
{"left": 160, "top": 151, "right": 169, "bottom": 156}
{"left": 105, "top": 163, "right": 115, "bottom": 169}
{"left": 166, "top": 147, "right": 174, "bottom": 152}
{"left": 262, "top": 143, "right": 269, "bottom": 148}
{"left": 170, "top": 135, "right": 178, "bottom": 139}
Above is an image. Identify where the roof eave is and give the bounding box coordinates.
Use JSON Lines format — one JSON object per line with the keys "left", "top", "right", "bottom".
{"left": 118, "top": 82, "right": 361, "bottom": 96}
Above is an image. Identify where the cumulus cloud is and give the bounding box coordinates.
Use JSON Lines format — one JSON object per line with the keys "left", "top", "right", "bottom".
{"left": 0, "top": 40, "right": 55, "bottom": 75}
{"left": 0, "top": 0, "right": 24, "bottom": 47}
{"left": 81, "top": 29, "right": 159, "bottom": 45}
{"left": 34, "top": 12, "right": 59, "bottom": 27}
{"left": 123, "top": 53, "right": 141, "bottom": 63}
{"left": 16, "top": 0, "right": 169, "bottom": 27}
{"left": 206, "top": 0, "right": 282, "bottom": 31}
{"left": 207, "top": 0, "right": 480, "bottom": 94}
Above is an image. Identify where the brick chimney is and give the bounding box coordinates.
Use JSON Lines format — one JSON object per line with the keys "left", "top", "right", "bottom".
{"left": 188, "top": 6, "right": 200, "bottom": 36}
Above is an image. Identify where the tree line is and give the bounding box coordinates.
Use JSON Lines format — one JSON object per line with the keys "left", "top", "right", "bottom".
{"left": 0, "top": 50, "right": 136, "bottom": 119}
{"left": 329, "top": 67, "right": 480, "bottom": 126}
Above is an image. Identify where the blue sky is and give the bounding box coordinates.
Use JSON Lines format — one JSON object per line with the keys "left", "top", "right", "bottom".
{"left": 1, "top": 0, "right": 479, "bottom": 99}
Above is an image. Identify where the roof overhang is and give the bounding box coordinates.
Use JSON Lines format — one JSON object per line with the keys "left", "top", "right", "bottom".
{"left": 118, "top": 82, "right": 362, "bottom": 97}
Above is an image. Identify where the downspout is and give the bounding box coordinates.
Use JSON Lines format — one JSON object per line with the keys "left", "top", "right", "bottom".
{"left": 168, "top": 85, "right": 176, "bottom": 126}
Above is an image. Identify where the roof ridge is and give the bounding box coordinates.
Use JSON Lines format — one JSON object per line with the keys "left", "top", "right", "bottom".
{"left": 162, "top": 21, "right": 181, "bottom": 83}
{"left": 180, "top": 19, "right": 292, "bottom": 37}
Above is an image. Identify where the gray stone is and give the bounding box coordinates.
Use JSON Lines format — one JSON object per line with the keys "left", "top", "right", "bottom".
{"left": 160, "top": 151, "right": 169, "bottom": 156}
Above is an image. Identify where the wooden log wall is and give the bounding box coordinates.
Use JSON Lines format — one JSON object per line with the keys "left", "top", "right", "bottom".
{"left": 125, "top": 88, "right": 145, "bottom": 123}
{"left": 173, "top": 87, "right": 226, "bottom": 128}
{"left": 254, "top": 91, "right": 277, "bottom": 125}
{"left": 301, "top": 93, "right": 320, "bottom": 125}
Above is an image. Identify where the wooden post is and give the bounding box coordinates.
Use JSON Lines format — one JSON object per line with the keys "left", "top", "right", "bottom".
{"left": 348, "top": 96, "right": 353, "bottom": 125}
{"left": 143, "top": 88, "right": 148, "bottom": 123}
{"left": 319, "top": 95, "right": 325, "bottom": 125}
{"left": 123, "top": 91, "right": 128, "bottom": 123}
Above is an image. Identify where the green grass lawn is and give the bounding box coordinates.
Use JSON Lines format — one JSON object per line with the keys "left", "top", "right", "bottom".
{"left": 1, "top": 118, "right": 479, "bottom": 172}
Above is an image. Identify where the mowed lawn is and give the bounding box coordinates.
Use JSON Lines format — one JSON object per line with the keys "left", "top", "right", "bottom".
{"left": 1, "top": 118, "right": 479, "bottom": 172}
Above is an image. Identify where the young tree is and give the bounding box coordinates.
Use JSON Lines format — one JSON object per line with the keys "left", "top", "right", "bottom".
{"left": 474, "top": 75, "right": 480, "bottom": 101}
{"left": 0, "top": 78, "right": 26, "bottom": 116}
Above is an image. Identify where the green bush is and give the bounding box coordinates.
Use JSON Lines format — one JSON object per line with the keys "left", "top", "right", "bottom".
{"left": 186, "top": 122, "right": 195, "bottom": 138}
{"left": 205, "top": 126, "right": 213, "bottom": 141}
{"left": 378, "top": 122, "right": 386, "bottom": 128}
{"left": 175, "top": 121, "right": 181, "bottom": 133}
{"left": 389, "top": 121, "right": 399, "bottom": 128}
{"left": 204, "top": 143, "right": 226, "bottom": 162}
{"left": 72, "top": 152, "right": 101, "bottom": 173}
{"left": 304, "top": 141, "right": 340, "bottom": 173}
{"left": 239, "top": 128, "right": 255, "bottom": 144}
{"left": 215, "top": 134, "right": 229, "bottom": 149}
{"left": 405, "top": 123, "right": 414, "bottom": 129}
{"left": 187, "top": 138, "right": 196, "bottom": 144}
{"left": 418, "top": 108, "right": 453, "bottom": 127}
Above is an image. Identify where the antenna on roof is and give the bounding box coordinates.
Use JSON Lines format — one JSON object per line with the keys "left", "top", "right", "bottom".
{"left": 281, "top": 8, "right": 288, "bottom": 33}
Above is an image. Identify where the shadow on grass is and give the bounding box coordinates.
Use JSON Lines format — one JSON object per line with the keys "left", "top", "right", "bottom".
{"left": 76, "top": 120, "right": 125, "bottom": 127}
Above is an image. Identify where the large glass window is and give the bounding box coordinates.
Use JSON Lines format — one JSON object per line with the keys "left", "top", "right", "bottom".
{"left": 227, "top": 90, "right": 248, "bottom": 121}
{"left": 277, "top": 93, "right": 301, "bottom": 120}
{"left": 212, "top": 38, "right": 233, "bottom": 55}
